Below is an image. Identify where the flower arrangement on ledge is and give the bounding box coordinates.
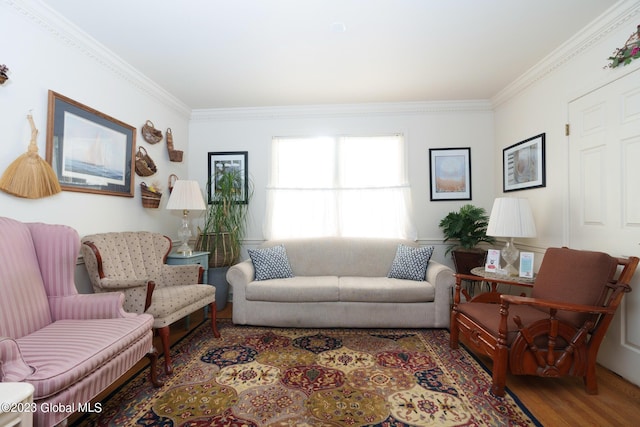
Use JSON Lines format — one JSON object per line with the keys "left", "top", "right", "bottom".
{"left": 606, "top": 25, "right": 640, "bottom": 69}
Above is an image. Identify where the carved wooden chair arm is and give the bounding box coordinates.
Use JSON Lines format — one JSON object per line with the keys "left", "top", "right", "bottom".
{"left": 501, "top": 294, "right": 614, "bottom": 316}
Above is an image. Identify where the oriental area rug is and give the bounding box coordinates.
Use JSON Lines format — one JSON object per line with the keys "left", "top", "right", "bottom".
{"left": 74, "top": 320, "right": 540, "bottom": 426}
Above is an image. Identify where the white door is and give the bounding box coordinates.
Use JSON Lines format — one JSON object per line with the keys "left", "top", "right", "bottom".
{"left": 568, "top": 68, "right": 640, "bottom": 386}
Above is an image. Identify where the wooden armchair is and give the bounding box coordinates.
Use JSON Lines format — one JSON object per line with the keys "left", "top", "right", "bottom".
{"left": 450, "top": 247, "right": 638, "bottom": 397}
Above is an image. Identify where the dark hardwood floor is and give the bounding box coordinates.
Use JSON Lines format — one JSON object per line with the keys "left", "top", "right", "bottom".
{"left": 70, "top": 304, "right": 640, "bottom": 426}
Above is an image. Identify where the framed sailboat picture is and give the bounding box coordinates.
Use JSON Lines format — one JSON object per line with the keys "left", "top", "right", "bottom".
{"left": 46, "top": 90, "right": 136, "bottom": 197}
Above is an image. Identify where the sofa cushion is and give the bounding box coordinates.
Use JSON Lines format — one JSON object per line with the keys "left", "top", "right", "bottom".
{"left": 263, "top": 238, "right": 417, "bottom": 277}
{"left": 16, "top": 315, "right": 153, "bottom": 400}
{"left": 246, "top": 276, "right": 339, "bottom": 302}
{"left": 146, "top": 284, "right": 215, "bottom": 319}
{"left": 388, "top": 244, "right": 434, "bottom": 281}
{"left": 339, "top": 277, "right": 436, "bottom": 302}
{"left": 248, "top": 245, "right": 294, "bottom": 281}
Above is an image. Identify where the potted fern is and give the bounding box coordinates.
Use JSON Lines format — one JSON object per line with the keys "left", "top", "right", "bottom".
{"left": 439, "top": 204, "right": 496, "bottom": 274}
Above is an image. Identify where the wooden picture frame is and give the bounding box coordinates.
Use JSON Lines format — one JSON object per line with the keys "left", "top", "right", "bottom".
{"left": 503, "top": 133, "right": 546, "bottom": 192}
{"left": 207, "top": 151, "right": 248, "bottom": 204}
{"left": 429, "top": 147, "right": 472, "bottom": 201}
{"left": 46, "top": 91, "right": 136, "bottom": 197}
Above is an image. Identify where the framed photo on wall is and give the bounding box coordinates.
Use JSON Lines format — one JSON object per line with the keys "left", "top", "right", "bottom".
{"left": 46, "top": 91, "right": 135, "bottom": 197}
{"left": 503, "top": 133, "right": 546, "bottom": 192}
{"left": 207, "top": 151, "right": 248, "bottom": 204}
{"left": 429, "top": 147, "right": 471, "bottom": 201}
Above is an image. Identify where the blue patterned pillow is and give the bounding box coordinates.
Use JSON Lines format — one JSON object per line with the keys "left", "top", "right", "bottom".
{"left": 248, "top": 245, "right": 294, "bottom": 281}
{"left": 387, "top": 244, "right": 434, "bottom": 281}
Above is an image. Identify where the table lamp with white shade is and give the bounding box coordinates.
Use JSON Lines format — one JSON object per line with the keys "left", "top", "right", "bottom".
{"left": 165, "top": 180, "right": 206, "bottom": 255}
{"left": 486, "top": 197, "right": 536, "bottom": 276}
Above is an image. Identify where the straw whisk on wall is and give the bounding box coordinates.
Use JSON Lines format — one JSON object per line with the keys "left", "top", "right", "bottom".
{"left": 0, "top": 113, "right": 61, "bottom": 199}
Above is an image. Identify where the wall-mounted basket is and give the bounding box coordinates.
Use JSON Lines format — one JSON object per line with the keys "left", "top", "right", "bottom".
{"left": 141, "top": 182, "right": 161, "bottom": 208}
{"left": 141, "top": 120, "right": 162, "bottom": 144}
{"left": 135, "top": 146, "right": 157, "bottom": 177}
{"left": 0, "top": 64, "right": 8, "bottom": 85}
{"left": 168, "top": 173, "right": 178, "bottom": 194}
{"left": 166, "top": 128, "right": 183, "bottom": 162}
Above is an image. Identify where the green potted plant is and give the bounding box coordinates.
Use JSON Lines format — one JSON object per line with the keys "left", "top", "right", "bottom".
{"left": 439, "top": 204, "right": 496, "bottom": 274}
{"left": 196, "top": 169, "right": 251, "bottom": 310}
{"left": 197, "top": 169, "right": 251, "bottom": 267}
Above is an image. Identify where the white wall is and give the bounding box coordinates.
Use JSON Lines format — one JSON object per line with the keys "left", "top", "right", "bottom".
{"left": 188, "top": 102, "right": 495, "bottom": 266}
{"left": 0, "top": 0, "right": 191, "bottom": 239}
{"left": 492, "top": 0, "right": 640, "bottom": 259}
{"left": 2, "top": 0, "right": 636, "bottom": 267}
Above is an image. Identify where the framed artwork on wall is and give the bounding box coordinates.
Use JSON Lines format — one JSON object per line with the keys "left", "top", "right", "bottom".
{"left": 429, "top": 147, "right": 471, "bottom": 201}
{"left": 46, "top": 90, "right": 136, "bottom": 197}
{"left": 503, "top": 133, "right": 546, "bottom": 192}
{"left": 207, "top": 151, "right": 248, "bottom": 204}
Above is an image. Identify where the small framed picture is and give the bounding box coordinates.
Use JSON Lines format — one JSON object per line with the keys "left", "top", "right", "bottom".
{"left": 485, "top": 249, "right": 501, "bottom": 272}
{"left": 207, "top": 151, "right": 248, "bottom": 204}
{"left": 503, "top": 133, "right": 546, "bottom": 192}
{"left": 429, "top": 147, "right": 471, "bottom": 201}
{"left": 519, "top": 252, "right": 534, "bottom": 278}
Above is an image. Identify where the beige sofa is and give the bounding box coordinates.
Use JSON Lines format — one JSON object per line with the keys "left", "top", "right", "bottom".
{"left": 226, "top": 237, "right": 455, "bottom": 328}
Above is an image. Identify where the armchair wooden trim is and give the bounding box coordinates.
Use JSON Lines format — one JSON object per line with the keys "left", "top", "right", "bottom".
{"left": 450, "top": 248, "right": 639, "bottom": 397}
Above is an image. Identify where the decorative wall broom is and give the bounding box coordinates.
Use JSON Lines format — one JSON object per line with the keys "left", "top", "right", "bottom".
{"left": 0, "top": 114, "right": 61, "bottom": 198}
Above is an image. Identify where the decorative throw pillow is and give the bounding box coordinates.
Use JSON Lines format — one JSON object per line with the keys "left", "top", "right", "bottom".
{"left": 387, "top": 244, "right": 434, "bottom": 281}
{"left": 248, "top": 245, "right": 294, "bottom": 281}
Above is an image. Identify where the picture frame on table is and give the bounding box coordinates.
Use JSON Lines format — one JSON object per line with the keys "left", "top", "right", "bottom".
{"left": 429, "top": 147, "right": 471, "bottom": 201}
{"left": 207, "top": 151, "right": 249, "bottom": 204}
{"left": 503, "top": 133, "right": 546, "bottom": 192}
{"left": 46, "top": 90, "right": 135, "bottom": 197}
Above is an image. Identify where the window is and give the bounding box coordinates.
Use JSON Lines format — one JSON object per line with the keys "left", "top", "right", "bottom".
{"left": 264, "top": 135, "right": 416, "bottom": 240}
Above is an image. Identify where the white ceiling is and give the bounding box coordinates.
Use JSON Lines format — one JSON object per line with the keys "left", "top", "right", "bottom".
{"left": 40, "top": 0, "right": 619, "bottom": 109}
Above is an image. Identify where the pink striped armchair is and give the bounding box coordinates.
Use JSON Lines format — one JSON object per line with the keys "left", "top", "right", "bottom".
{"left": 0, "top": 217, "right": 159, "bottom": 427}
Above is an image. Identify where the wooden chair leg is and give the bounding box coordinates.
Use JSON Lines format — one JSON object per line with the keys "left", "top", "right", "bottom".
{"left": 210, "top": 302, "right": 221, "bottom": 338}
{"left": 450, "top": 311, "right": 460, "bottom": 349}
{"left": 157, "top": 326, "right": 173, "bottom": 375}
{"left": 491, "top": 346, "right": 508, "bottom": 397}
{"left": 146, "top": 348, "right": 164, "bottom": 387}
{"left": 584, "top": 362, "right": 599, "bottom": 394}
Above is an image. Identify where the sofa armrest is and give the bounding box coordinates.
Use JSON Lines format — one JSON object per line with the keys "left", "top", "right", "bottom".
{"left": 226, "top": 259, "right": 254, "bottom": 325}
{"left": 227, "top": 259, "right": 255, "bottom": 288}
{"left": 48, "top": 292, "right": 135, "bottom": 321}
{"left": 426, "top": 260, "right": 455, "bottom": 290}
{"left": 0, "top": 337, "right": 34, "bottom": 382}
{"left": 425, "top": 260, "right": 455, "bottom": 328}
{"left": 161, "top": 264, "right": 202, "bottom": 285}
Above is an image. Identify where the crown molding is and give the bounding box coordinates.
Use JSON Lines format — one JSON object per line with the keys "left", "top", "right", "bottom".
{"left": 492, "top": 0, "right": 640, "bottom": 107}
{"left": 190, "top": 100, "right": 493, "bottom": 122}
{"left": 6, "top": 0, "right": 191, "bottom": 118}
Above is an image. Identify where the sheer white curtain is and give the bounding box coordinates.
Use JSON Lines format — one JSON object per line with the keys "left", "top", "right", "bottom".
{"left": 264, "top": 135, "right": 417, "bottom": 240}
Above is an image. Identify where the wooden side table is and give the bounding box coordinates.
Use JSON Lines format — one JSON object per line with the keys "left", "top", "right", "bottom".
{"left": 0, "top": 382, "right": 35, "bottom": 427}
{"left": 166, "top": 251, "right": 210, "bottom": 284}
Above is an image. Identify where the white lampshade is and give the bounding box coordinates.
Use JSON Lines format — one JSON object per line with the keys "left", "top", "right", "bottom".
{"left": 166, "top": 180, "right": 206, "bottom": 211}
{"left": 487, "top": 197, "right": 536, "bottom": 238}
